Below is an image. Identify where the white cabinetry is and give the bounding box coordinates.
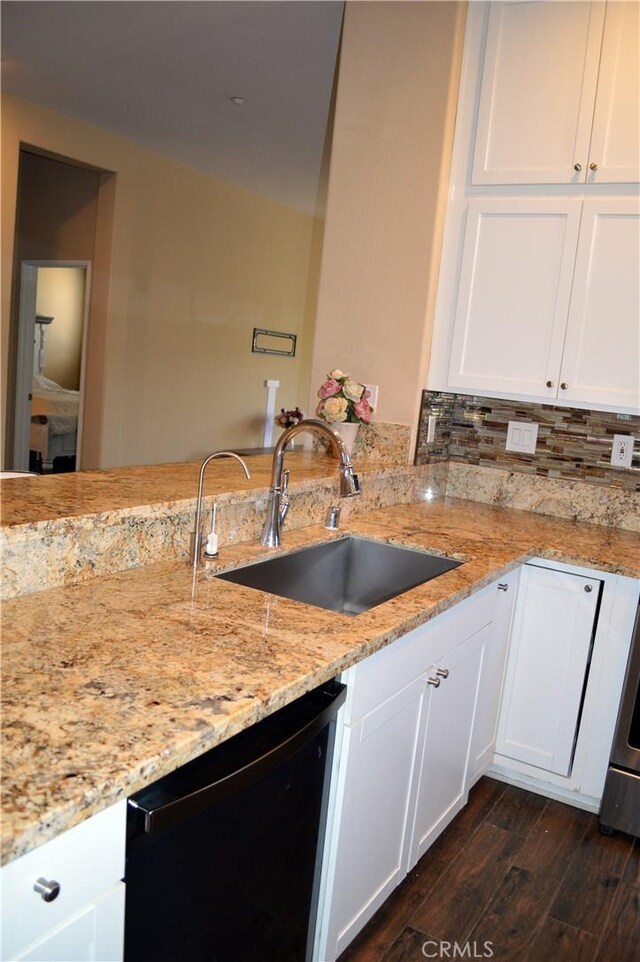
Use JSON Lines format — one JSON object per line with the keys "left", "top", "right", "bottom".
{"left": 560, "top": 199, "right": 640, "bottom": 408}
{"left": 496, "top": 565, "right": 600, "bottom": 777}
{"left": 492, "top": 560, "right": 640, "bottom": 807}
{"left": 317, "top": 582, "right": 502, "bottom": 962}
{"left": 448, "top": 197, "right": 640, "bottom": 406}
{"left": 429, "top": 2, "right": 640, "bottom": 413}
{"left": 468, "top": 570, "right": 519, "bottom": 786}
{"left": 472, "top": 1, "right": 639, "bottom": 185}
{"left": 1, "top": 801, "right": 126, "bottom": 962}
{"left": 407, "top": 623, "right": 487, "bottom": 867}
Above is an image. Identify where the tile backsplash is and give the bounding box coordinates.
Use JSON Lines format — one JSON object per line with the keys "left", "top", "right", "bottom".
{"left": 415, "top": 391, "right": 639, "bottom": 491}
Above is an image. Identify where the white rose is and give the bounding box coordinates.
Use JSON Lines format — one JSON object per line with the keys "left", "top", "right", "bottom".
{"left": 343, "top": 379, "right": 364, "bottom": 402}
{"left": 329, "top": 368, "right": 345, "bottom": 380}
{"left": 322, "top": 396, "right": 349, "bottom": 422}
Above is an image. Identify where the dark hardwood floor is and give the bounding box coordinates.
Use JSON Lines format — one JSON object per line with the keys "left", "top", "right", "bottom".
{"left": 337, "top": 777, "right": 640, "bottom": 962}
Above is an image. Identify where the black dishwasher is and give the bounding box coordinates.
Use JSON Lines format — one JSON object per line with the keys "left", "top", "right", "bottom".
{"left": 124, "top": 679, "right": 345, "bottom": 962}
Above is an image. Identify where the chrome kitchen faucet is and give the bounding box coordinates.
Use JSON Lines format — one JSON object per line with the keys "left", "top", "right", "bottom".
{"left": 261, "top": 418, "right": 360, "bottom": 548}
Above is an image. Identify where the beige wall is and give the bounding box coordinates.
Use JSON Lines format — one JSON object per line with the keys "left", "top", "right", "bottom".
{"left": 36, "top": 267, "right": 86, "bottom": 390}
{"left": 2, "top": 94, "right": 322, "bottom": 468}
{"left": 309, "top": 1, "right": 466, "bottom": 448}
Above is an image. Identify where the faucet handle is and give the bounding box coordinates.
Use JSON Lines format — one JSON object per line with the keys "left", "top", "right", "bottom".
{"left": 281, "top": 469, "right": 290, "bottom": 495}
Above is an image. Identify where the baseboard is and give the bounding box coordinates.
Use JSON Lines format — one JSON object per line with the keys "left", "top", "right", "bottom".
{"left": 487, "top": 764, "right": 601, "bottom": 814}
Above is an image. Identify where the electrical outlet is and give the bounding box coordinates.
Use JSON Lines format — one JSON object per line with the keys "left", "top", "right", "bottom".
{"left": 427, "top": 415, "right": 437, "bottom": 443}
{"left": 611, "top": 434, "right": 634, "bottom": 468}
{"left": 505, "top": 420, "right": 538, "bottom": 454}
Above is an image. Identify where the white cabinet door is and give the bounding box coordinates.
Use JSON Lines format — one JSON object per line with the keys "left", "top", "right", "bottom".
{"left": 406, "top": 623, "right": 487, "bottom": 870}
{"left": 559, "top": 198, "right": 640, "bottom": 410}
{"left": 472, "top": 1, "right": 604, "bottom": 185}
{"left": 1, "top": 801, "right": 126, "bottom": 962}
{"left": 467, "top": 571, "right": 519, "bottom": 788}
{"left": 496, "top": 565, "right": 601, "bottom": 777}
{"left": 588, "top": 2, "right": 640, "bottom": 184}
{"left": 447, "top": 199, "right": 582, "bottom": 397}
{"left": 324, "top": 677, "right": 424, "bottom": 960}
{"left": 14, "top": 883, "right": 124, "bottom": 962}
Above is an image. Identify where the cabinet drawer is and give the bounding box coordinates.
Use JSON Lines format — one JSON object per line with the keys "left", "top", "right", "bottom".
{"left": 1, "top": 801, "right": 126, "bottom": 961}
{"left": 343, "top": 583, "right": 497, "bottom": 725}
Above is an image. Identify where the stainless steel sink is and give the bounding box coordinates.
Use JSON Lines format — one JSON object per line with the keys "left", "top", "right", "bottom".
{"left": 216, "top": 536, "right": 462, "bottom": 616}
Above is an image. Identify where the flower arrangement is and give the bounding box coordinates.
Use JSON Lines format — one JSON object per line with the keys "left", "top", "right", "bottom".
{"left": 275, "top": 407, "right": 305, "bottom": 429}
{"left": 316, "top": 369, "right": 374, "bottom": 424}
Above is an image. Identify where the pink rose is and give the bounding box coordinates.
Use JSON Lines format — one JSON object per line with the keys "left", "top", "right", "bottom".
{"left": 317, "top": 378, "right": 341, "bottom": 399}
{"left": 354, "top": 397, "right": 373, "bottom": 423}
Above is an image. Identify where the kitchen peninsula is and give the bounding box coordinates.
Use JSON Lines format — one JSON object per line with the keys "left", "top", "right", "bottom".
{"left": 1, "top": 455, "right": 639, "bottom": 961}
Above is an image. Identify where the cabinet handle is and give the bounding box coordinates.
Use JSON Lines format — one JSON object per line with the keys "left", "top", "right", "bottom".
{"left": 427, "top": 676, "right": 441, "bottom": 688}
{"left": 589, "top": 162, "right": 598, "bottom": 171}
{"left": 573, "top": 163, "right": 582, "bottom": 172}
{"left": 34, "top": 878, "right": 61, "bottom": 902}
{"left": 584, "top": 584, "right": 593, "bottom": 593}
{"left": 545, "top": 380, "right": 554, "bottom": 388}
{"left": 436, "top": 668, "right": 449, "bottom": 679}
{"left": 560, "top": 382, "right": 568, "bottom": 390}
{"left": 497, "top": 583, "right": 509, "bottom": 592}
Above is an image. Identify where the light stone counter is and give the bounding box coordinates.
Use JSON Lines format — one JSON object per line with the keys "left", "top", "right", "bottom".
{"left": 2, "top": 497, "right": 638, "bottom": 866}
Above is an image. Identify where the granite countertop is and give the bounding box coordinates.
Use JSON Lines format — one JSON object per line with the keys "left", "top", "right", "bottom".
{"left": 2, "top": 497, "right": 639, "bottom": 866}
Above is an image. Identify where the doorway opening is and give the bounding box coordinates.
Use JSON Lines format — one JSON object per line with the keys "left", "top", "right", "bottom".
{"left": 13, "top": 261, "right": 91, "bottom": 473}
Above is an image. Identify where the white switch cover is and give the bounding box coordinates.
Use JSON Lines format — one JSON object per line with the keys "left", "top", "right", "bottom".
{"left": 364, "top": 384, "right": 379, "bottom": 411}
{"left": 506, "top": 420, "right": 539, "bottom": 454}
{"left": 427, "top": 415, "right": 437, "bottom": 443}
{"left": 611, "top": 435, "right": 634, "bottom": 468}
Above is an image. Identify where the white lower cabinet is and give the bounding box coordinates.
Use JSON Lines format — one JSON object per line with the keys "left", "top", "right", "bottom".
{"left": 496, "top": 564, "right": 600, "bottom": 777}
{"left": 14, "top": 883, "right": 125, "bottom": 962}
{"left": 316, "top": 580, "right": 506, "bottom": 962}
{"left": 491, "top": 560, "right": 639, "bottom": 807}
{"left": 407, "top": 623, "right": 488, "bottom": 868}
{"left": 1, "top": 801, "right": 126, "bottom": 962}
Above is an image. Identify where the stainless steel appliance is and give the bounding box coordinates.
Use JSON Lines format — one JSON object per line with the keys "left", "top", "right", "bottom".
{"left": 124, "top": 679, "right": 346, "bottom": 962}
{"left": 599, "top": 602, "right": 640, "bottom": 837}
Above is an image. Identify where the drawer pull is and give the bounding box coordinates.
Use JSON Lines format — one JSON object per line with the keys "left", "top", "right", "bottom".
{"left": 436, "top": 668, "right": 449, "bottom": 679}
{"left": 497, "top": 583, "right": 509, "bottom": 591}
{"left": 34, "top": 878, "right": 61, "bottom": 902}
{"left": 427, "top": 676, "right": 441, "bottom": 688}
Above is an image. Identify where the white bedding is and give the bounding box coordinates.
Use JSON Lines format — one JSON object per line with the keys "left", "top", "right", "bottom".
{"left": 31, "top": 375, "right": 79, "bottom": 437}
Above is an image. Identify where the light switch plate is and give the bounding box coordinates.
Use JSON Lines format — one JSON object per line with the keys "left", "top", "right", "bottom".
{"left": 506, "top": 420, "right": 539, "bottom": 454}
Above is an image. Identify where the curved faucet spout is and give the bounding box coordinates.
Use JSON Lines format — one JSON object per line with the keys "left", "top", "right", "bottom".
{"left": 191, "top": 451, "right": 251, "bottom": 568}
{"left": 261, "top": 418, "right": 360, "bottom": 548}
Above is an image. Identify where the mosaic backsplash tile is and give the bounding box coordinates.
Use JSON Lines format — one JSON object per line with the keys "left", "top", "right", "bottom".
{"left": 415, "top": 392, "right": 640, "bottom": 491}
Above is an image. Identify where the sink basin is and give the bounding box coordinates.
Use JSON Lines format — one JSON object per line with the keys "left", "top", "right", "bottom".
{"left": 216, "top": 536, "right": 462, "bottom": 616}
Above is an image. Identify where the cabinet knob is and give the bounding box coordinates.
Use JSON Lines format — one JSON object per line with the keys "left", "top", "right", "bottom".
{"left": 584, "top": 584, "right": 593, "bottom": 593}
{"left": 589, "top": 162, "right": 598, "bottom": 171}
{"left": 436, "top": 668, "right": 449, "bottom": 679}
{"left": 560, "top": 382, "right": 568, "bottom": 390}
{"left": 427, "top": 676, "right": 441, "bottom": 688}
{"left": 573, "top": 163, "right": 582, "bottom": 172}
{"left": 545, "top": 380, "right": 554, "bottom": 388}
{"left": 498, "top": 582, "right": 509, "bottom": 591}
{"left": 34, "top": 877, "right": 61, "bottom": 902}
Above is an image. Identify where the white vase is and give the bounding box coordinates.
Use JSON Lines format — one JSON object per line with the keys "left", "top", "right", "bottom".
{"left": 333, "top": 421, "right": 360, "bottom": 456}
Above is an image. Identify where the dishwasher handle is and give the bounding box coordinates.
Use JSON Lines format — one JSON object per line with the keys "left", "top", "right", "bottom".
{"left": 129, "top": 680, "right": 346, "bottom": 836}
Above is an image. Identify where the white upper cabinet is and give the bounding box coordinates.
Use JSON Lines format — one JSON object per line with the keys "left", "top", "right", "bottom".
{"left": 560, "top": 198, "right": 640, "bottom": 409}
{"left": 448, "top": 196, "right": 640, "bottom": 407}
{"left": 472, "top": 1, "right": 639, "bottom": 186}
{"left": 588, "top": 2, "right": 640, "bottom": 184}
{"left": 448, "top": 198, "right": 582, "bottom": 397}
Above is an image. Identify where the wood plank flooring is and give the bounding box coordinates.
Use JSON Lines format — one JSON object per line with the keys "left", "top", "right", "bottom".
{"left": 338, "top": 778, "right": 639, "bottom": 962}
